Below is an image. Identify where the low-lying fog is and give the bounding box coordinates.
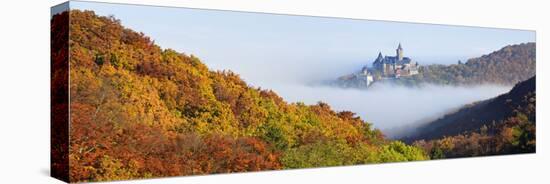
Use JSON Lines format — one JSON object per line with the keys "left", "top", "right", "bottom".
{"left": 273, "top": 83, "right": 511, "bottom": 138}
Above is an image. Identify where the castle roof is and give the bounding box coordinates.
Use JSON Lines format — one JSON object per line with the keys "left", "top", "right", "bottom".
{"left": 377, "top": 56, "right": 412, "bottom": 65}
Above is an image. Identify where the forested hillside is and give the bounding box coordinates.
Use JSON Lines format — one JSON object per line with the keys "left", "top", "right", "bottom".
{"left": 54, "top": 10, "right": 428, "bottom": 182}
{"left": 409, "top": 76, "right": 536, "bottom": 158}
{"left": 396, "top": 43, "right": 535, "bottom": 86}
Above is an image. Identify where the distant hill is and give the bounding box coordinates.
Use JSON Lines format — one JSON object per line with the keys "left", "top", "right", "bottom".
{"left": 405, "top": 76, "right": 535, "bottom": 142}
{"left": 405, "top": 43, "right": 535, "bottom": 86}
{"left": 336, "top": 43, "right": 536, "bottom": 87}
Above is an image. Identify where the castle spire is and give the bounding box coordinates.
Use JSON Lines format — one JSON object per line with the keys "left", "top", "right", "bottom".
{"left": 396, "top": 43, "right": 403, "bottom": 61}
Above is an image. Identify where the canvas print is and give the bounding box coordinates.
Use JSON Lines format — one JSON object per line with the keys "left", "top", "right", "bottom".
{"left": 51, "top": 1, "right": 536, "bottom": 183}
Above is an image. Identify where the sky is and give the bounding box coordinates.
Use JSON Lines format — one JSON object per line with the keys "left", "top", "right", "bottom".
{"left": 66, "top": 1, "right": 533, "bottom": 133}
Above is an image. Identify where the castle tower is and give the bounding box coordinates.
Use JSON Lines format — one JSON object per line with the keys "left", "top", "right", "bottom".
{"left": 396, "top": 43, "right": 403, "bottom": 61}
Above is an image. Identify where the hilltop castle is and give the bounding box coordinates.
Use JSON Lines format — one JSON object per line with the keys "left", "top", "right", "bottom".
{"left": 362, "top": 43, "right": 419, "bottom": 78}
{"left": 352, "top": 43, "right": 419, "bottom": 86}
{"left": 340, "top": 43, "right": 418, "bottom": 87}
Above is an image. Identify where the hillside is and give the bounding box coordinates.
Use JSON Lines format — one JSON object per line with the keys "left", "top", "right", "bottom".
{"left": 406, "top": 76, "right": 535, "bottom": 141}
{"left": 54, "top": 10, "right": 428, "bottom": 182}
{"left": 408, "top": 76, "right": 535, "bottom": 158}
{"left": 399, "top": 43, "right": 535, "bottom": 86}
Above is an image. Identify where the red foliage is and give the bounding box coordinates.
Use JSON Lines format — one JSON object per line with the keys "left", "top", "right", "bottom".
{"left": 51, "top": 10, "right": 70, "bottom": 182}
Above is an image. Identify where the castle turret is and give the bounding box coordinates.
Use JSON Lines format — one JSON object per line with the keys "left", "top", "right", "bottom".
{"left": 373, "top": 51, "right": 384, "bottom": 71}
{"left": 374, "top": 52, "right": 383, "bottom": 64}
{"left": 377, "top": 52, "right": 383, "bottom": 60}
{"left": 396, "top": 43, "right": 403, "bottom": 61}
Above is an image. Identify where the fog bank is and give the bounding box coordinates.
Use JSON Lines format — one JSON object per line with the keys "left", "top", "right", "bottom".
{"left": 265, "top": 82, "right": 511, "bottom": 138}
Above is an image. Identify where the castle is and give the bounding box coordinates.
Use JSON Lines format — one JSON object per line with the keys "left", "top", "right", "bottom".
{"left": 354, "top": 43, "right": 419, "bottom": 86}
{"left": 365, "top": 43, "right": 418, "bottom": 77}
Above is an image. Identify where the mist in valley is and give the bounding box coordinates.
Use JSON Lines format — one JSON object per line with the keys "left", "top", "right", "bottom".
{"left": 274, "top": 83, "right": 511, "bottom": 138}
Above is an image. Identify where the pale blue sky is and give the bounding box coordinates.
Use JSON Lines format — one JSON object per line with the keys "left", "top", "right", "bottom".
{"left": 69, "top": 1, "right": 535, "bottom": 86}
